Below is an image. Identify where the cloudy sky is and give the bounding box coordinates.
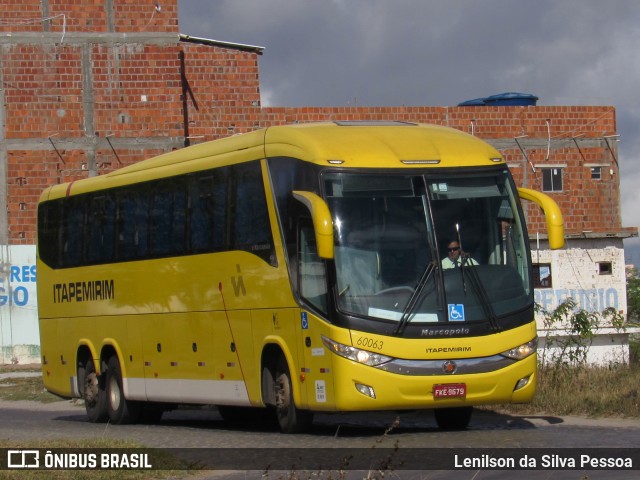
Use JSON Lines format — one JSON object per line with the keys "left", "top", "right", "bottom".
{"left": 177, "top": 0, "right": 640, "bottom": 263}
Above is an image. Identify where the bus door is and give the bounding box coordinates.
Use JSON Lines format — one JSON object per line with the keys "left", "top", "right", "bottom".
{"left": 296, "top": 218, "right": 335, "bottom": 410}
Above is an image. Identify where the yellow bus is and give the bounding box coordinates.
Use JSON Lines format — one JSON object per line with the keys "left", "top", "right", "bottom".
{"left": 37, "top": 121, "right": 564, "bottom": 432}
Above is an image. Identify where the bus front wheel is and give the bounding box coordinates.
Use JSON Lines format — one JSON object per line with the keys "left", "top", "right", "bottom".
{"left": 106, "top": 356, "right": 141, "bottom": 424}
{"left": 83, "top": 358, "right": 108, "bottom": 423}
{"left": 274, "top": 357, "right": 313, "bottom": 433}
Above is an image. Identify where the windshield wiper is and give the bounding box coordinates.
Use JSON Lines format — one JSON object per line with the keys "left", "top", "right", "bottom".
{"left": 460, "top": 258, "right": 501, "bottom": 332}
{"left": 393, "top": 261, "right": 436, "bottom": 336}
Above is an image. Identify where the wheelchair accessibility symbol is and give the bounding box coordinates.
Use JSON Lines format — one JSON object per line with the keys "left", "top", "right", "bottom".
{"left": 448, "top": 304, "right": 465, "bottom": 321}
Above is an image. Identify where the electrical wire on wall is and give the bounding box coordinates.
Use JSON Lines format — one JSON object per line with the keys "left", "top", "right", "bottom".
{"left": 0, "top": 14, "right": 66, "bottom": 42}
{"left": 144, "top": 2, "right": 163, "bottom": 30}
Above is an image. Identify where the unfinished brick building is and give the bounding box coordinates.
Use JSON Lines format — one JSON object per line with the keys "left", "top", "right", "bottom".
{"left": 0, "top": 0, "right": 636, "bottom": 363}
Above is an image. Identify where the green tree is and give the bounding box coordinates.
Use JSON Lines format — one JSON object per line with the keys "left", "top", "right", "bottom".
{"left": 627, "top": 267, "right": 640, "bottom": 324}
{"left": 538, "top": 299, "right": 626, "bottom": 368}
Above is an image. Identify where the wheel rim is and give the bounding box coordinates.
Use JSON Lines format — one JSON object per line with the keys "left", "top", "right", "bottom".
{"left": 108, "top": 375, "right": 121, "bottom": 412}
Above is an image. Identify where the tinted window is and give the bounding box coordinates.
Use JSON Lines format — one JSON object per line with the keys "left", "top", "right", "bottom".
{"left": 61, "top": 198, "right": 85, "bottom": 267}
{"left": 231, "top": 163, "right": 275, "bottom": 265}
{"left": 116, "top": 191, "right": 149, "bottom": 260}
{"left": 189, "top": 172, "right": 227, "bottom": 253}
{"left": 85, "top": 194, "right": 115, "bottom": 263}
{"left": 37, "top": 161, "right": 276, "bottom": 268}
{"left": 150, "top": 181, "right": 187, "bottom": 256}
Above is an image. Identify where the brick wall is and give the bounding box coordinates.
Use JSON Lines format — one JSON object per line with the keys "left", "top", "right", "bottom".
{"left": 179, "top": 43, "right": 262, "bottom": 140}
{"left": 0, "top": 0, "right": 632, "bottom": 244}
{"left": 91, "top": 43, "right": 184, "bottom": 136}
{"left": 0, "top": 0, "right": 178, "bottom": 34}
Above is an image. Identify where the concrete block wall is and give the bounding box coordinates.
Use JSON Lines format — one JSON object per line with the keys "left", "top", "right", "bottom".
{"left": 0, "top": 0, "right": 632, "bottom": 246}
{"left": 533, "top": 238, "right": 627, "bottom": 315}
{"left": 0, "top": 0, "right": 179, "bottom": 34}
{"left": 0, "top": 0, "right": 260, "bottom": 244}
{"left": 532, "top": 238, "right": 633, "bottom": 366}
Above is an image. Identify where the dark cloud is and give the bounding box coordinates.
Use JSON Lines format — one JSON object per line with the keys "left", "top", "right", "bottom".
{"left": 178, "top": 0, "right": 640, "bottom": 261}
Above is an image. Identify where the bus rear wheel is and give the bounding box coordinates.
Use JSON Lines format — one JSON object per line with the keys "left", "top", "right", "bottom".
{"left": 274, "top": 357, "right": 313, "bottom": 433}
{"left": 434, "top": 406, "right": 473, "bottom": 430}
{"left": 83, "top": 358, "right": 108, "bottom": 423}
{"left": 106, "top": 356, "right": 141, "bottom": 424}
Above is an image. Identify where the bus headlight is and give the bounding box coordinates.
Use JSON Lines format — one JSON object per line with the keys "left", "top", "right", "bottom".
{"left": 321, "top": 336, "right": 392, "bottom": 366}
{"left": 500, "top": 338, "right": 538, "bottom": 360}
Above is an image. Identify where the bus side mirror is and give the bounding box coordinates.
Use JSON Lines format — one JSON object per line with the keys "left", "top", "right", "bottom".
{"left": 517, "top": 187, "right": 565, "bottom": 250}
{"left": 292, "top": 191, "right": 335, "bottom": 259}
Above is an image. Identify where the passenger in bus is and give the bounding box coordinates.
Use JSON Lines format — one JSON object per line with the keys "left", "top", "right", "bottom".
{"left": 441, "top": 240, "right": 478, "bottom": 269}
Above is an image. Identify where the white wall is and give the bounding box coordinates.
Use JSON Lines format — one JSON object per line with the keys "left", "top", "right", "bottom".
{"left": 531, "top": 237, "right": 633, "bottom": 365}
{"left": 532, "top": 238, "right": 626, "bottom": 317}
{"left": 0, "top": 245, "right": 40, "bottom": 364}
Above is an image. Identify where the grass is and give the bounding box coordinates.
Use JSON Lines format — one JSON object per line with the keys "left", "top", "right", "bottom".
{"left": 495, "top": 334, "right": 640, "bottom": 418}
{"left": 0, "top": 374, "right": 62, "bottom": 403}
{"left": 494, "top": 364, "right": 640, "bottom": 418}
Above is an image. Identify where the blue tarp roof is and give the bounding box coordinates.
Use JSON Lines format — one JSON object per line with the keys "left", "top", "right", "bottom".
{"left": 458, "top": 92, "right": 538, "bottom": 107}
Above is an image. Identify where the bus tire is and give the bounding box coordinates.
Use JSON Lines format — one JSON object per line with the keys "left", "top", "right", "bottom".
{"left": 434, "top": 406, "right": 473, "bottom": 430}
{"left": 83, "top": 358, "right": 108, "bottom": 423}
{"left": 105, "top": 356, "right": 141, "bottom": 425}
{"left": 274, "top": 356, "right": 313, "bottom": 433}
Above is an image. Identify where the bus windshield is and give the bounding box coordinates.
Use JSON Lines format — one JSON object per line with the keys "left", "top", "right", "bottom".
{"left": 323, "top": 170, "right": 531, "bottom": 326}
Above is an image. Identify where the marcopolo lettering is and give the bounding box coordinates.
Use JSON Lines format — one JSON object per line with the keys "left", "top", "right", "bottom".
{"left": 53, "top": 280, "right": 115, "bottom": 303}
{"left": 421, "top": 327, "right": 470, "bottom": 337}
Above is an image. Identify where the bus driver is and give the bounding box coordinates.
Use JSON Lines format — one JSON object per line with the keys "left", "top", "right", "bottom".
{"left": 441, "top": 240, "right": 478, "bottom": 269}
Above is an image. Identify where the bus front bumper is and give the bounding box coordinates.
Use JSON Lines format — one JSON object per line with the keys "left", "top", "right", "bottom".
{"left": 319, "top": 353, "right": 537, "bottom": 411}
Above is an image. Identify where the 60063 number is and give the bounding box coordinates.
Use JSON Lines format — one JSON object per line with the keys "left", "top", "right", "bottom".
{"left": 356, "top": 337, "right": 384, "bottom": 350}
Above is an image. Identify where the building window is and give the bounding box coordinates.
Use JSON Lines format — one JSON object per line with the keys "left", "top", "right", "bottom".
{"left": 590, "top": 166, "right": 602, "bottom": 180}
{"left": 533, "top": 264, "right": 552, "bottom": 288}
{"left": 598, "top": 262, "right": 612, "bottom": 275}
{"left": 542, "top": 168, "right": 563, "bottom": 192}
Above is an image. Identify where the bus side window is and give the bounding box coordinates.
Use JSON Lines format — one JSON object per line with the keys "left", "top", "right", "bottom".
{"left": 299, "top": 221, "right": 327, "bottom": 313}
{"left": 231, "top": 163, "right": 275, "bottom": 265}
{"left": 62, "top": 198, "right": 85, "bottom": 267}
{"left": 189, "top": 175, "right": 215, "bottom": 252}
{"left": 116, "top": 190, "right": 149, "bottom": 260}
{"left": 37, "top": 202, "right": 61, "bottom": 268}
{"left": 86, "top": 194, "right": 115, "bottom": 264}
{"left": 150, "top": 180, "right": 187, "bottom": 256}
{"left": 189, "top": 172, "right": 227, "bottom": 253}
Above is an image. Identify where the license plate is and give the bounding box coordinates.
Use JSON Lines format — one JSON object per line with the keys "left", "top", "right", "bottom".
{"left": 433, "top": 383, "right": 466, "bottom": 399}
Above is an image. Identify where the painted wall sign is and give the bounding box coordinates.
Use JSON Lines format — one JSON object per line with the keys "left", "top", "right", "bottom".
{"left": 0, "top": 246, "right": 40, "bottom": 364}
{"left": 534, "top": 287, "right": 620, "bottom": 313}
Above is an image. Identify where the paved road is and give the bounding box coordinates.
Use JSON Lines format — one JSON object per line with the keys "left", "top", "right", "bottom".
{"left": 3, "top": 398, "right": 640, "bottom": 447}
{"left": 1, "top": 399, "right": 639, "bottom": 479}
